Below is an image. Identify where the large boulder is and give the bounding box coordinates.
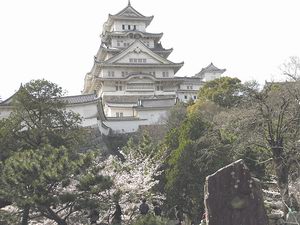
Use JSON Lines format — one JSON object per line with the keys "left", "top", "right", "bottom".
{"left": 204, "top": 159, "right": 269, "bottom": 225}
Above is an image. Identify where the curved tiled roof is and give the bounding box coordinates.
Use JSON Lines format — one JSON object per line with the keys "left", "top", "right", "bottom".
{"left": 104, "top": 31, "right": 163, "bottom": 39}
{"left": 196, "top": 63, "right": 226, "bottom": 77}
{"left": 103, "top": 95, "right": 176, "bottom": 104}
{"left": 138, "top": 97, "right": 176, "bottom": 108}
{"left": 0, "top": 93, "right": 98, "bottom": 107}
{"left": 110, "top": 1, "right": 153, "bottom": 19}
{"left": 60, "top": 93, "right": 98, "bottom": 105}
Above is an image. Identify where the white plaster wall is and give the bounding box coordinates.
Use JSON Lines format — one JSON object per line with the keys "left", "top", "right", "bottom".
{"left": 179, "top": 84, "right": 202, "bottom": 90}
{"left": 111, "top": 38, "right": 134, "bottom": 49}
{"left": 113, "top": 21, "right": 146, "bottom": 32}
{"left": 98, "top": 120, "right": 110, "bottom": 136}
{"left": 101, "top": 68, "right": 158, "bottom": 78}
{"left": 0, "top": 103, "right": 98, "bottom": 128}
{"left": 66, "top": 103, "right": 98, "bottom": 127}
{"left": 177, "top": 92, "right": 198, "bottom": 103}
{"left": 162, "top": 83, "right": 178, "bottom": 92}
{"left": 111, "top": 38, "right": 154, "bottom": 49}
{"left": 117, "top": 52, "right": 161, "bottom": 64}
{"left": 203, "top": 72, "right": 221, "bottom": 82}
{"left": 104, "top": 104, "right": 112, "bottom": 117}
{"left": 157, "top": 69, "right": 174, "bottom": 78}
{"left": 108, "top": 107, "right": 134, "bottom": 117}
{"left": 104, "top": 119, "right": 149, "bottom": 134}
{"left": 102, "top": 81, "right": 118, "bottom": 91}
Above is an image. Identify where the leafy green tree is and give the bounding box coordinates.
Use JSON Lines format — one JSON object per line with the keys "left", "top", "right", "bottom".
{"left": 165, "top": 102, "right": 187, "bottom": 131}
{"left": 162, "top": 109, "right": 233, "bottom": 223}
{"left": 161, "top": 78, "right": 256, "bottom": 223}
{"left": 0, "top": 79, "right": 83, "bottom": 161}
{"left": 0, "top": 79, "right": 112, "bottom": 225}
{"left": 191, "top": 77, "right": 243, "bottom": 111}
{"left": 1, "top": 145, "right": 112, "bottom": 225}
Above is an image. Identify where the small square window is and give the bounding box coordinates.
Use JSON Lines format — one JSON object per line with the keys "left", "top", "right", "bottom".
{"left": 184, "top": 95, "right": 187, "bottom": 99}
{"left": 122, "top": 25, "right": 125, "bottom": 30}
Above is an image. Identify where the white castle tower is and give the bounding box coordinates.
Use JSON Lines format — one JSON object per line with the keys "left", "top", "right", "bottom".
{"left": 83, "top": 1, "right": 184, "bottom": 122}
{"left": 0, "top": 2, "right": 226, "bottom": 135}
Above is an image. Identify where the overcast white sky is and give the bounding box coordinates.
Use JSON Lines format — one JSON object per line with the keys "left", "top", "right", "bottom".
{"left": 1, "top": 0, "right": 300, "bottom": 100}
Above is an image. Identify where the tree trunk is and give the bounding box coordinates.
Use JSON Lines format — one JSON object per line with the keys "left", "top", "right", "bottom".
{"left": 21, "top": 205, "right": 30, "bottom": 225}
{"left": 272, "top": 146, "right": 289, "bottom": 215}
{"left": 45, "top": 207, "right": 68, "bottom": 225}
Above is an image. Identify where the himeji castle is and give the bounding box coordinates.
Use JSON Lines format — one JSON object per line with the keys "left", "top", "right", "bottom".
{"left": 0, "top": 2, "right": 226, "bottom": 135}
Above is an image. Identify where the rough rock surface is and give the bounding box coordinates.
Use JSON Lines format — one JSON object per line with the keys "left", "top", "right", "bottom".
{"left": 204, "top": 159, "right": 269, "bottom": 225}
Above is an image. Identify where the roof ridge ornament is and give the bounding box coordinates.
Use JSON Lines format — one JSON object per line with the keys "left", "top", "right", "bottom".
{"left": 128, "top": 0, "right": 131, "bottom": 6}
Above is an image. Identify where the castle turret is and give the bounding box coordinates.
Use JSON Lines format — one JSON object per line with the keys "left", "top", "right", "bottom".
{"left": 83, "top": 2, "right": 183, "bottom": 120}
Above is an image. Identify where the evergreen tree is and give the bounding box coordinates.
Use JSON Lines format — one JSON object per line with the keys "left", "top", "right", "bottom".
{"left": 0, "top": 79, "right": 112, "bottom": 225}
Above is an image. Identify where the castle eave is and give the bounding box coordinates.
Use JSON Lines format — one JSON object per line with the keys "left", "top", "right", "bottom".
{"left": 107, "top": 15, "right": 154, "bottom": 27}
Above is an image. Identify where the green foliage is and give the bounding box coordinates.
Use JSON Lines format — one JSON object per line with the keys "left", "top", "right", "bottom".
{"left": 0, "top": 79, "right": 112, "bottom": 224}
{"left": 197, "top": 76, "right": 243, "bottom": 108}
{"left": 1, "top": 146, "right": 111, "bottom": 210}
{"left": 0, "top": 79, "right": 83, "bottom": 162}
{"left": 162, "top": 108, "right": 233, "bottom": 222}
{"left": 160, "top": 78, "right": 249, "bottom": 222}
{"left": 166, "top": 102, "right": 187, "bottom": 131}
{"left": 240, "top": 147, "right": 269, "bottom": 180}
{"left": 123, "top": 133, "right": 156, "bottom": 157}
{"left": 180, "top": 112, "right": 209, "bottom": 141}
{"left": 0, "top": 210, "right": 20, "bottom": 225}
{"left": 131, "top": 214, "right": 169, "bottom": 225}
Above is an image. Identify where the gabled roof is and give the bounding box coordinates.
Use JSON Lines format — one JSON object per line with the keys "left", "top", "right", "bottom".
{"left": 0, "top": 95, "right": 15, "bottom": 106}
{"left": 104, "top": 39, "right": 181, "bottom": 66}
{"left": 96, "top": 43, "right": 173, "bottom": 61}
{"left": 0, "top": 85, "right": 23, "bottom": 106}
{"left": 112, "top": 1, "right": 147, "bottom": 18}
{"left": 97, "top": 40, "right": 183, "bottom": 73}
{"left": 195, "top": 63, "right": 226, "bottom": 77}
{"left": 107, "top": 2, "right": 154, "bottom": 26}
